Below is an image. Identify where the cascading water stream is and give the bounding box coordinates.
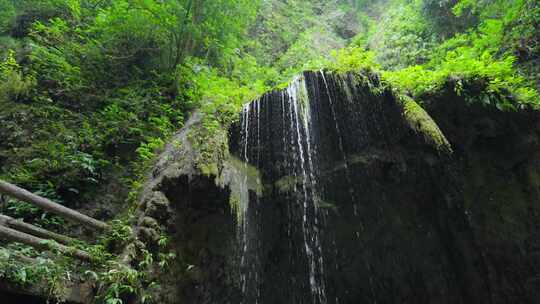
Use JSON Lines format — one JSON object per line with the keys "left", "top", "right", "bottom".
{"left": 239, "top": 103, "right": 249, "bottom": 299}
{"left": 238, "top": 101, "right": 262, "bottom": 304}
{"left": 237, "top": 76, "right": 327, "bottom": 304}
{"left": 288, "top": 77, "right": 327, "bottom": 304}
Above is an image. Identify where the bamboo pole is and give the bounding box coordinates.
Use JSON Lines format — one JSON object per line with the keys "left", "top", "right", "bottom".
{"left": 0, "top": 225, "right": 91, "bottom": 261}
{"left": 0, "top": 214, "right": 75, "bottom": 245}
{"left": 0, "top": 180, "right": 109, "bottom": 231}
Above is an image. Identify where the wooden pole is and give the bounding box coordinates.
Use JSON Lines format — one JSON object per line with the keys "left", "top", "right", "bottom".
{"left": 0, "top": 214, "right": 75, "bottom": 245}
{"left": 0, "top": 180, "right": 109, "bottom": 231}
{"left": 2, "top": 250, "right": 38, "bottom": 264}
{"left": 0, "top": 225, "right": 91, "bottom": 261}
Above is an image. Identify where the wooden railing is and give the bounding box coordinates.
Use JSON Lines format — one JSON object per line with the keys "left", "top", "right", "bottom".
{"left": 0, "top": 180, "right": 109, "bottom": 261}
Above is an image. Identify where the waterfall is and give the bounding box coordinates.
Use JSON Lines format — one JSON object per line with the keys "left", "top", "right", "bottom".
{"left": 197, "top": 70, "right": 523, "bottom": 304}
{"left": 239, "top": 103, "right": 250, "bottom": 300}
{"left": 236, "top": 101, "right": 262, "bottom": 304}
{"left": 288, "top": 76, "right": 327, "bottom": 304}
{"left": 237, "top": 75, "right": 327, "bottom": 304}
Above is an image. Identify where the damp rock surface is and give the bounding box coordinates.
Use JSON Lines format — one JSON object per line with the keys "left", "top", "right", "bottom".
{"left": 229, "top": 71, "right": 476, "bottom": 304}
{"left": 137, "top": 71, "right": 540, "bottom": 304}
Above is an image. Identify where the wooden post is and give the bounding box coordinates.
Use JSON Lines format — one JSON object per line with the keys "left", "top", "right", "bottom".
{"left": 0, "top": 225, "right": 91, "bottom": 261}
{"left": 3, "top": 250, "right": 38, "bottom": 264}
{"left": 0, "top": 214, "right": 75, "bottom": 245}
{"left": 0, "top": 180, "right": 109, "bottom": 231}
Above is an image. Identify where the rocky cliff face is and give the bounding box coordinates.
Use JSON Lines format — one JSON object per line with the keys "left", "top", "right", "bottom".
{"left": 137, "top": 71, "right": 540, "bottom": 304}
{"left": 423, "top": 86, "right": 540, "bottom": 303}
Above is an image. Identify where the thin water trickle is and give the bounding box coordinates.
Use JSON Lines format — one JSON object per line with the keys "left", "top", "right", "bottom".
{"left": 254, "top": 98, "right": 262, "bottom": 304}
{"left": 319, "top": 71, "right": 358, "bottom": 218}
{"left": 238, "top": 101, "right": 263, "bottom": 304}
{"left": 239, "top": 104, "right": 249, "bottom": 297}
{"left": 281, "top": 91, "right": 294, "bottom": 240}
{"left": 243, "top": 103, "right": 250, "bottom": 163}
{"left": 256, "top": 98, "right": 261, "bottom": 165}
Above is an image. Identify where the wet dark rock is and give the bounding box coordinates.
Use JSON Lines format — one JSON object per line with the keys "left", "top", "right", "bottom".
{"left": 133, "top": 71, "right": 540, "bottom": 304}
{"left": 139, "top": 216, "right": 159, "bottom": 229}
{"left": 0, "top": 279, "right": 94, "bottom": 304}
{"left": 138, "top": 226, "right": 160, "bottom": 244}
{"left": 142, "top": 191, "right": 170, "bottom": 222}
{"left": 133, "top": 113, "right": 240, "bottom": 304}
{"left": 422, "top": 87, "right": 540, "bottom": 304}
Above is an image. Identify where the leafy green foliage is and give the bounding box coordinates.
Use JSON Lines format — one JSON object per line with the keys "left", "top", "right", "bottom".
{"left": 367, "top": 1, "right": 438, "bottom": 69}
{"left": 323, "top": 46, "right": 380, "bottom": 74}
{"left": 92, "top": 262, "right": 144, "bottom": 304}
{"left": 0, "top": 0, "right": 15, "bottom": 33}
{"left": 0, "top": 0, "right": 256, "bottom": 229}
{"left": 335, "top": 0, "right": 539, "bottom": 108}
{"left": 0, "top": 50, "right": 34, "bottom": 102}
{"left": 0, "top": 243, "right": 78, "bottom": 302}
{"left": 0, "top": 213, "right": 151, "bottom": 303}
{"left": 383, "top": 53, "right": 538, "bottom": 108}
{"left": 379, "top": 0, "right": 539, "bottom": 108}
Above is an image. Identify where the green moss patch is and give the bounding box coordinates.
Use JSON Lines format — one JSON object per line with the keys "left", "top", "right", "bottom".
{"left": 400, "top": 95, "right": 452, "bottom": 153}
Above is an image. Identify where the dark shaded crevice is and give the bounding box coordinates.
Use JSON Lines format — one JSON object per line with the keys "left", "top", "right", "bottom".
{"left": 159, "top": 175, "right": 240, "bottom": 304}
{"left": 0, "top": 290, "right": 79, "bottom": 304}
{"left": 0, "top": 291, "right": 48, "bottom": 304}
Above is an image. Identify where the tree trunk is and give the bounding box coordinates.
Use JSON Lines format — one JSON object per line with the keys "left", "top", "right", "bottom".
{"left": 0, "top": 180, "right": 109, "bottom": 231}
{"left": 0, "top": 214, "right": 75, "bottom": 245}
{"left": 0, "top": 225, "right": 91, "bottom": 261}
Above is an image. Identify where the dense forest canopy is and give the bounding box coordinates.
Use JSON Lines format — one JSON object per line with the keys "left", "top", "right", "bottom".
{"left": 0, "top": 0, "right": 539, "bottom": 302}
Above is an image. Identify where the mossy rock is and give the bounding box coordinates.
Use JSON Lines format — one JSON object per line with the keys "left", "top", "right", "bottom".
{"left": 399, "top": 95, "right": 452, "bottom": 153}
